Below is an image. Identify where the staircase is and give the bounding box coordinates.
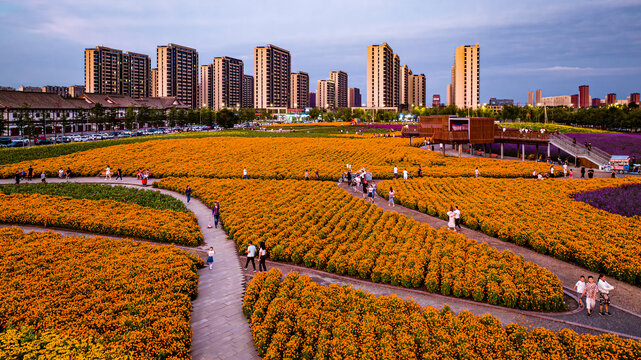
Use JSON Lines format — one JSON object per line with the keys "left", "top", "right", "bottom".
{"left": 549, "top": 134, "right": 611, "bottom": 169}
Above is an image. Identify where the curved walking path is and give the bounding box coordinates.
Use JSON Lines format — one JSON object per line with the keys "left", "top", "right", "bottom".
{"left": 0, "top": 177, "right": 259, "bottom": 360}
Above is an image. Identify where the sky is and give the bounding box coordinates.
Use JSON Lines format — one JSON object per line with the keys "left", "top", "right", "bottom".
{"left": 1, "top": 0, "right": 640, "bottom": 105}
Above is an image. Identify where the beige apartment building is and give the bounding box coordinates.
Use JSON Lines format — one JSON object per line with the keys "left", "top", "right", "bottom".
{"left": 68, "top": 85, "right": 85, "bottom": 98}
{"left": 42, "top": 86, "right": 68, "bottom": 97}
{"left": 151, "top": 68, "right": 158, "bottom": 97}
{"left": 212, "top": 56, "right": 244, "bottom": 110}
{"left": 446, "top": 84, "right": 453, "bottom": 106}
{"left": 290, "top": 71, "right": 309, "bottom": 108}
{"left": 408, "top": 73, "right": 426, "bottom": 107}
{"left": 536, "top": 89, "right": 542, "bottom": 105}
{"left": 84, "top": 46, "right": 151, "bottom": 98}
{"left": 399, "top": 65, "right": 411, "bottom": 108}
{"left": 317, "top": 80, "right": 336, "bottom": 109}
{"left": 157, "top": 43, "right": 199, "bottom": 108}
{"left": 449, "top": 43, "right": 480, "bottom": 109}
{"left": 200, "top": 65, "right": 213, "bottom": 108}
{"left": 366, "top": 43, "right": 400, "bottom": 108}
{"left": 328, "top": 70, "right": 348, "bottom": 108}
{"left": 254, "top": 44, "right": 291, "bottom": 108}
{"left": 242, "top": 75, "right": 254, "bottom": 108}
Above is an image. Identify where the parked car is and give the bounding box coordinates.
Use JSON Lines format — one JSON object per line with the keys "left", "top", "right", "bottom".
{"left": 35, "top": 138, "right": 53, "bottom": 146}
{"left": 0, "top": 137, "right": 12, "bottom": 146}
{"left": 6, "top": 140, "right": 26, "bottom": 148}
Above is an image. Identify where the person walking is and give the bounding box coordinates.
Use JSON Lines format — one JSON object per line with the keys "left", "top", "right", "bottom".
{"left": 569, "top": 169, "right": 573, "bottom": 178}
{"left": 258, "top": 242, "right": 268, "bottom": 272}
{"left": 403, "top": 168, "right": 408, "bottom": 180}
{"left": 580, "top": 166, "right": 586, "bottom": 179}
{"left": 304, "top": 171, "right": 309, "bottom": 180}
{"left": 206, "top": 247, "right": 216, "bottom": 270}
{"left": 367, "top": 183, "right": 374, "bottom": 203}
{"left": 115, "top": 167, "right": 123, "bottom": 181}
{"left": 27, "top": 166, "right": 33, "bottom": 181}
{"left": 40, "top": 171, "right": 47, "bottom": 184}
{"left": 244, "top": 241, "right": 257, "bottom": 271}
{"left": 388, "top": 187, "right": 395, "bottom": 207}
{"left": 573, "top": 275, "right": 586, "bottom": 308}
{"left": 243, "top": 167, "right": 248, "bottom": 179}
{"left": 315, "top": 169, "right": 320, "bottom": 180}
{"left": 454, "top": 206, "right": 462, "bottom": 230}
{"left": 393, "top": 165, "right": 398, "bottom": 179}
{"left": 212, "top": 201, "right": 221, "bottom": 228}
{"left": 474, "top": 167, "right": 480, "bottom": 178}
{"left": 550, "top": 166, "right": 555, "bottom": 177}
{"left": 563, "top": 162, "right": 568, "bottom": 177}
{"left": 65, "top": 167, "right": 72, "bottom": 181}
{"left": 447, "top": 206, "right": 456, "bottom": 231}
{"left": 418, "top": 165, "right": 422, "bottom": 177}
{"left": 588, "top": 168, "right": 594, "bottom": 179}
{"left": 185, "top": 185, "right": 192, "bottom": 203}
{"left": 598, "top": 274, "right": 616, "bottom": 316}
{"left": 582, "top": 276, "right": 598, "bottom": 316}
{"left": 105, "top": 165, "right": 111, "bottom": 180}
{"left": 58, "top": 168, "right": 64, "bottom": 179}
{"left": 14, "top": 171, "right": 20, "bottom": 185}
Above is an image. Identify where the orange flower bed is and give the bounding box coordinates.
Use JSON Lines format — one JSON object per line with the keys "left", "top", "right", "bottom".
{"left": 158, "top": 177, "right": 565, "bottom": 311}
{"left": 0, "top": 228, "right": 201, "bottom": 359}
{"left": 379, "top": 177, "right": 641, "bottom": 285}
{"left": 244, "top": 269, "right": 641, "bottom": 360}
{"left": 0, "top": 193, "right": 202, "bottom": 245}
{"left": 0, "top": 137, "right": 556, "bottom": 180}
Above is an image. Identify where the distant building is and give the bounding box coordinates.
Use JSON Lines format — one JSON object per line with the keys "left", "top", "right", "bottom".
{"left": 84, "top": 46, "right": 151, "bottom": 98}
{"left": 317, "top": 80, "right": 335, "bottom": 109}
{"left": 348, "top": 88, "right": 361, "bottom": 108}
{"left": 408, "top": 73, "right": 426, "bottom": 107}
{"left": 309, "top": 92, "right": 316, "bottom": 108}
{"left": 535, "top": 89, "right": 542, "bottom": 105}
{"left": 541, "top": 95, "right": 571, "bottom": 107}
{"left": 42, "top": 86, "right": 68, "bottom": 97}
{"left": 488, "top": 98, "right": 514, "bottom": 106}
{"left": 432, "top": 94, "right": 441, "bottom": 107}
{"left": 18, "top": 86, "right": 41, "bottom": 92}
{"left": 527, "top": 91, "right": 535, "bottom": 106}
{"left": 151, "top": 68, "right": 158, "bottom": 97}
{"left": 571, "top": 94, "right": 579, "bottom": 108}
{"left": 606, "top": 93, "right": 616, "bottom": 105}
{"left": 399, "top": 65, "right": 411, "bottom": 108}
{"left": 446, "top": 84, "right": 452, "bottom": 106}
{"left": 630, "top": 93, "right": 640, "bottom": 105}
{"left": 329, "top": 70, "right": 348, "bottom": 108}
{"left": 591, "top": 98, "right": 602, "bottom": 107}
{"left": 242, "top": 75, "right": 254, "bottom": 108}
{"left": 254, "top": 44, "right": 291, "bottom": 108}
{"left": 157, "top": 43, "right": 199, "bottom": 108}
{"left": 578, "top": 85, "right": 589, "bottom": 108}
{"left": 0, "top": 86, "right": 15, "bottom": 91}
{"left": 68, "top": 85, "right": 85, "bottom": 98}
{"left": 366, "top": 43, "right": 399, "bottom": 108}
{"left": 290, "top": 72, "right": 310, "bottom": 109}
{"left": 450, "top": 43, "right": 480, "bottom": 109}
{"left": 212, "top": 56, "right": 244, "bottom": 110}
{"left": 200, "top": 65, "right": 213, "bottom": 109}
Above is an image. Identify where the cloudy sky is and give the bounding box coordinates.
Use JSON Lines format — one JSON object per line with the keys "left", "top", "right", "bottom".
{"left": 1, "top": 0, "right": 640, "bottom": 104}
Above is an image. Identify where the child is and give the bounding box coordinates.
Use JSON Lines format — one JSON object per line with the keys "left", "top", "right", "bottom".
{"left": 573, "top": 275, "right": 586, "bottom": 308}
{"left": 207, "top": 247, "right": 215, "bottom": 270}
{"left": 582, "top": 276, "right": 598, "bottom": 316}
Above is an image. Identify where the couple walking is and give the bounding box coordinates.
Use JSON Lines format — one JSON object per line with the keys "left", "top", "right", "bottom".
{"left": 446, "top": 206, "right": 462, "bottom": 231}
{"left": 244, "top": 241, "right": 268, "bottom": 272}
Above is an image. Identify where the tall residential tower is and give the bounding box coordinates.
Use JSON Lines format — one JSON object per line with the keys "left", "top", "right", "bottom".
{"left": 157, "top": 43, "right": 199, "bottom": 108}
{"left": 254, "top": 44, "right": 291, "bottom": 108}
{"left": 449, "top": 43, "right": 480, "bottom": 109}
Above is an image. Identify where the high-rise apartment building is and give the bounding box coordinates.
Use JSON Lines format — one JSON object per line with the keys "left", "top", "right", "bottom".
{"left": 157, "top": 43, "right": 199, "bottom": 108}
{"left": 536, "top": 89, "right": 542, "bottom": 105}
{"left": 366, "top": 43, "right": 399, "bottom": 108}
{"left": 399, "top": 65, "right": 411, "bottom": 108}
{"left": 408, "top": 73, "right": 426, "bottom": 107}
{"left": 309, "top": 92, "right": 316, "bottom": 108}
{"left": 579, "top": 85, "right": 589, "bottom": 108}
{"left": 592, "top": 98, "right": 602, "bottom": 107}
{"left": 151, "top": 68, "right": 158, "bottom": 97}
{"left": 631, "top": 93, "right": 640, "bottom": 105}
{"left": 329, "top": 70, "right": 348, "bottom": 108}
{"left": 200, "top": 65, "right": 213, "bottom": 108}
{"left": 84, "top": 46, "right": 151, "bottom": 97}
{"left": 42, "top": 86, "right": 68, "bottom": 97}
{"left": 446, "top": 84, "right": 453, "bottom": 106}
{"left": 68, "top": 85, "right": 85, "bottom": 98}
{"left": 212, "top": 56, "right": 243, "bottom": 110}
{"left": 317, "top": 80, "right": 336, "bottom": 109}
{"left": 528, "top": 91, "right": 535, "bottom": 106}
{"left": 449, "top": 43, "right": 480, "bottom": 109}
{"left": 571, "top": 94, "right": 579, "bottom": 108}
{"left": 432, "top": 94, "right": 441, "bottom": 107}
{"left": 606, "top": 93, "right": 616, "bottom": 105}
{"left": 290, "top": 71, "right": 310, "bottom": 108}
{"left": 242, "top": 75, "right": 254, "bottom": 108}
{"left": 254, "top": 44, "right": 291, "bottom": 108}
{"left": 348, "top": 88, "right": 361, "bottom": 108}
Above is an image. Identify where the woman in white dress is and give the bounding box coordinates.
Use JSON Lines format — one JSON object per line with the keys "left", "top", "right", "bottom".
{"left": 446, "top": 206, "right": 456, "bottom": 230}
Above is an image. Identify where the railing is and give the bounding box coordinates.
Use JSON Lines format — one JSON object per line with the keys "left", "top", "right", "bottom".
{"left": 494, "top": 128, "right": 549, "bottom": 142}
{"left": 549, "top": 134, "right": 611, "bottom": 167}
{"left": 433, "top": 130, "right": 469, "bottom": 142}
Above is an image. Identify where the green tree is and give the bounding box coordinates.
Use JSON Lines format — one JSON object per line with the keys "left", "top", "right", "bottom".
{"left": 167, "top": 107, "right": 178, "bottom": 127}
{"left": 216, "top": 108, "right": 239, "bottom": 128}
{"left": 186, "top": 108, "right": 199, "bottom": 127}
{"left": 60, "top": 113, "right": 71, "bottom": 136}
{"left": 90, "top": 104, "right": 106, "bottom": 133}
{"left": 15, "top": 103, "right": 34, "bottom": 139}
{"left": 124, "top": 106, "right": 136, "bottom": 130}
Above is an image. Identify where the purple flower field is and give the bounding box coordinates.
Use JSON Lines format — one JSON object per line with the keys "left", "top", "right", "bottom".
{"left": 352, "top": 124, "right": 404, "bottom": 131}
{"left": 574, "top": 184, "right": 641, "bottom": 217}
{"left": 566, "top": 133, "right": 641, "bottom": 159}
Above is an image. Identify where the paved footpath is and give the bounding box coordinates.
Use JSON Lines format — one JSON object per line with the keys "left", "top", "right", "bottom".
{"left": 0, "top": 177, "right": 259, "bottom": 360}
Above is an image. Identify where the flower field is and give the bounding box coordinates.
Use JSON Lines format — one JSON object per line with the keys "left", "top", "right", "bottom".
{"left": 0, "top": 192, "right": 202, "bottom": 245}
{"left": 261, "top": 122, "right": 351, "bottom": 128}
{"left": 379, "top": 177, "right": 641, "bottom": 284}
{"left": 566, "top": 132, "right": 641, "bottom": 158}
{"left": 244, "top": 269, "right": 641, "bottom": 360}
{"left": 158, "top": 177, "right": 565, "bottom": 311}
{"left": 498, "top": 122, "right": 613, "bottom": 134}
{"left": 0, "top": 182, "right": 189, "bottom": 212}
{"left": 574, "top": 183, "right": 641, "bottom": 217}
{"left": 0, "top": 137, "right": 556, "bottom": 180}
{"left": 0, "top": 228, "right": 202, "bottom": 359}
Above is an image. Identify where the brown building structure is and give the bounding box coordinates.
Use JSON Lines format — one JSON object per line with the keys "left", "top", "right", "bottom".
{"left": 329, "top": 70, "right": 348, "bottom": 108}
{"left": 242, "top": 75, "right": 254, "bottom": 108}
{"left": 606, "top": 93, "right": 616, "bottom": 105}
{"left": 348, "top": 88, "right": 361, "bottom": 108}
{"left": 578, "top": 85, "right": 589, "bottom": 108}
{"left": 157, "top": 43, "right": 199, "bottom": 108}
{"left": 290, "top": 71, "right": 309, "bottom": 108}
{"left": 629, "top": 93, "right": 640, "bottom": 105}
{"left": 571, "top": 94, "right": 579, "bottom": 108}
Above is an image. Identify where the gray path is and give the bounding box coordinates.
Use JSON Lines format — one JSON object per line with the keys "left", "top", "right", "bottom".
{"left": 0, "top": 177, "right": 259, "bottom": 360}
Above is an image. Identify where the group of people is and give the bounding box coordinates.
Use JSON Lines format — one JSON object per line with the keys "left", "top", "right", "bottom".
{"left": 242, "top": 241, "right": 269, "bottom": 272}
{"left": 14, "top": 166, "right": 51, "bottom": 185}
{"left": 393, "top": 166, "right": 411, "bottom": 180}
{"left": 446, "top": 206, "right": 463, "bottom": 231}
{"left": 303, "top": 169, "right": 320, "bottom": 180}
{"left": 573, "top": 274, "right": 616, "bottom": 316}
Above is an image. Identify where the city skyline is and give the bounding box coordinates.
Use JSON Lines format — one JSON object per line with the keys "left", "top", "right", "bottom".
{"left": 1, "top": 0, "right": 640, "bottom": 105}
